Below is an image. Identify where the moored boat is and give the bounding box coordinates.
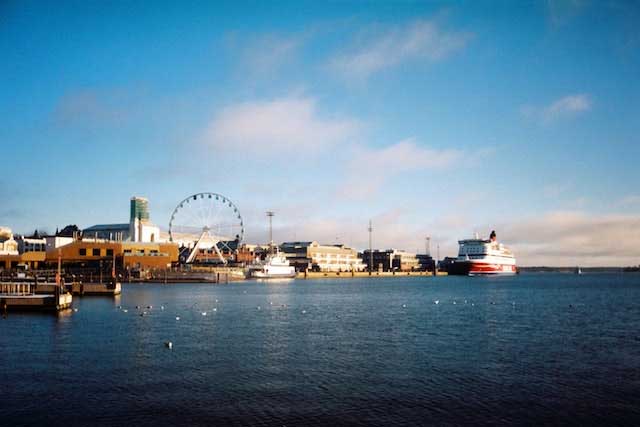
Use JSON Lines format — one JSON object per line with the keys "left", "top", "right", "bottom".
{"left": 448, "top": 230, "right": 517, "bottom": 276}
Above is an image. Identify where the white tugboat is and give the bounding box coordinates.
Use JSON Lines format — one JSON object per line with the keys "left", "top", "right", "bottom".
{"left": 250, "top": 252, "right": 296, "bottom": 279}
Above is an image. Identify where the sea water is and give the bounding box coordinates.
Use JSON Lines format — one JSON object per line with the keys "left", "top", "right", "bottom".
{"left": 1, "top": 273, "right": 639, "bottom": 425}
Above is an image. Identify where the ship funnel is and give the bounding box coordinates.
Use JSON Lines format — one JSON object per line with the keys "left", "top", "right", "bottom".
{"left": 490, "top": 230, "right": 497, "bottom": 241}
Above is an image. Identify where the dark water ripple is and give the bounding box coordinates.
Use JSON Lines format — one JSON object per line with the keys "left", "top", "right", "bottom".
{"left": 2, "top": 274, "right": 640, "bottom": 425}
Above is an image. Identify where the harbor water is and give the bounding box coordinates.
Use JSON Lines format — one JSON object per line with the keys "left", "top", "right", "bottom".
{"left": 1, "top": 274, "right": 640, "bottom": 425}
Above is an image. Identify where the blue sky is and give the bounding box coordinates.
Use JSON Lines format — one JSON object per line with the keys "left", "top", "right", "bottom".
{"left": 1, "top": 0, "right": 639, "bottom": 265}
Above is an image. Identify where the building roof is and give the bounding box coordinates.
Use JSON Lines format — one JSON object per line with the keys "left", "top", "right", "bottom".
{"left": 281, "top": 241, "right": 313, "bottom": 247}
{"left": 83, "top": 223, "right": 130, "bottom": 232}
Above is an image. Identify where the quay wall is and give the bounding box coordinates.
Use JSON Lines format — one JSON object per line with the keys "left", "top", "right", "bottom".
{"left": 297, "top": 271, "right": 447, "bottom": 279}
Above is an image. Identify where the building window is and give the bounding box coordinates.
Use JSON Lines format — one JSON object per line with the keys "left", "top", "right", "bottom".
{"left": 79, "top": 248, "right": 86, "bottom": 256}
{"left": 106, "top": 249, "right": 114, "bottom": 257}
{"left": 93, "top": 248, "right": 101, "bottom": 256}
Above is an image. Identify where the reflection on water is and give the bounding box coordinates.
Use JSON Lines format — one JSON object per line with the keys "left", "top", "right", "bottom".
{"left": 1, "top": 274, "right": 640, "bottom": 425}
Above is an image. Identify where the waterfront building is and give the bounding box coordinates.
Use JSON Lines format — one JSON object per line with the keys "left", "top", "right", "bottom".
{"left": 361, "top": 249, "right": 421, "bottom": 272}
{"left": 45, "top": 238, "right": 179, "bottom": 272}
{"left": 0, "top": 227, "right": 47, "bottom": 270}
{"left": 236, "top": 243, "right": 269, "bottom": 263}
{"left": 280, "top": 241, "right": 367, "bottom": 272}
{"left": 416, "top": 254, "right": 436, "bottom": 272}
{"left": 16, "top": 236, "right": 47, "bottom": 253}
{"left": 279, "top": 241, "right": 313, "bottom": 271}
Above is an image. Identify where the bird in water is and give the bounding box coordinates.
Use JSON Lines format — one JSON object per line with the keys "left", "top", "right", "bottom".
{"left": 164, "top": 341, "right": 173, "bottom": 350}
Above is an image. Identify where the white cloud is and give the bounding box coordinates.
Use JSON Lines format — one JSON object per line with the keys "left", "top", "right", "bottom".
{"left": 205, "top": 96, "right": 360, "bottom": 153}
{"left": 522, "top": 93, "right": 593, "bottom": 124}
{"left": 341, "top": 138, "right": 461, "bottom": 198}
{"left": 543, "top": 94, "right": 592, "bottom": 120}
{"left": 330, "top": 17, "right": 472, "bottom": 79}
{"left": 500, "top": 211, "right": 640, "bottom": 266}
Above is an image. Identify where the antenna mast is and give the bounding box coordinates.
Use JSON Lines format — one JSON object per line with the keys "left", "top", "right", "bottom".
{"left": 266, "top": 211, "right": 275, "bottom": 251}
{"left": 368, "top": 220, "right": 373, "bottom": 275}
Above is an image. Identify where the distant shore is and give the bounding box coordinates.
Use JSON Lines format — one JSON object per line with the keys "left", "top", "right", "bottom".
{"left": 518, "top": 267, "right": 636, "bottom": 273}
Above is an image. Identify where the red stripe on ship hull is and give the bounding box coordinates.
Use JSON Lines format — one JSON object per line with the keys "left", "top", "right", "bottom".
{"left": 468, "top": 262, "right": 517, "bottom": 275}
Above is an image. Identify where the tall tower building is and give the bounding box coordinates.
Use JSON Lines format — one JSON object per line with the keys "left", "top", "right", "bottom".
{"left": 129, "top": 196, "right": 157, "bottom": 242}
{"left": 130, "top": 197, "right": 150, "bottom": 222}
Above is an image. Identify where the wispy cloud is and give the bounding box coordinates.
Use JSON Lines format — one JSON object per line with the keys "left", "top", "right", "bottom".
{"left": 341, "top": 138, "right": 461, "bottom": 198}
{"left": 204, "top": 96, "right": 360, "bottom": 153}
{"left": 330, "top": 17, "right": 472, "bottom": 80}
{"left": 232, "top": 32, "right": 306, "bottom": 75}
{"left": 521, "top": 93, "right": 593, "bottom": 124}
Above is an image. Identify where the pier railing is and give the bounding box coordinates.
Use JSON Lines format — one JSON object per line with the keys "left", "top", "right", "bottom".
{"left": 0, "top": 282, "right": 34, "bottom": 295}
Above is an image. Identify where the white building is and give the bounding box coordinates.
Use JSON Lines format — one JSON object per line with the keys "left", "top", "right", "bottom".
{"left": 16, "top": 236, "right": 46, "bottom": 253}
{"left": 309, "top": 243, "right": 367, "bottom": 272}
{"left": 0, "top": 227, "right": 18, "bottom": 255}
{"left": 281, "top": 241, "right": 367, "bottom": 272}
{"left": 45, "top": 236, "right": 74, "bottom": 252}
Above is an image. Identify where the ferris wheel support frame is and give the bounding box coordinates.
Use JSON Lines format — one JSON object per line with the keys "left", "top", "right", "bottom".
{"left": 185, "top": 229, "right": 228, "bottom": 265}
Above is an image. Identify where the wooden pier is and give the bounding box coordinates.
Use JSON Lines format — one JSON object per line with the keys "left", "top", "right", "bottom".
{"left": 70, "top": 281, "right": 121, "bottom": 296}
{"left": 0, "top": 282, "right": 72, "bottom": 312}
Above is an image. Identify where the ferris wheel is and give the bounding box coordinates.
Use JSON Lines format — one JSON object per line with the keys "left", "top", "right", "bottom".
{"left": 168, "top": 192, "right": 244, "bottom": 264}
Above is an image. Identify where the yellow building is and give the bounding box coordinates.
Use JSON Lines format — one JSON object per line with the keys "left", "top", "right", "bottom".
{"left": 46, "top": 239, "right": 179, "bottom": 270}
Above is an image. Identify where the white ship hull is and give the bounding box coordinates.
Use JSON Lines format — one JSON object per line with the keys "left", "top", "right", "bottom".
{"left": 251, "top": 271, "right": 297, "bottom": 279}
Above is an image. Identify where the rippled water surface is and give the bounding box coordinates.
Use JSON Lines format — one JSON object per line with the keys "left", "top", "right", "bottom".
{"left": 2, "top": 274, "right": 640, "bottom": 425}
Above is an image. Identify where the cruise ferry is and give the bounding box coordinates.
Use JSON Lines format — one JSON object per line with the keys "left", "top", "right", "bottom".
{"left": 448, "top": 230, "right": 517, "bottom": 276}
{"left": 249, "top": 252, "right": 296, "bottom": 279}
